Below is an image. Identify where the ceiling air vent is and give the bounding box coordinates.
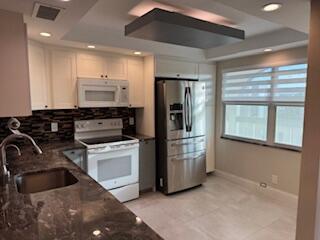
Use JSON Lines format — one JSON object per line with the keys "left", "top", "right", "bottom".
{"left": 32, "top": 2, "right": 63, "bottom": 21}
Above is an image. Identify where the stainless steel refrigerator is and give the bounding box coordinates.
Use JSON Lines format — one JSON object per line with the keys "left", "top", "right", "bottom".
{"left": 155, "top": 78, "right": 206, "bottom": 194}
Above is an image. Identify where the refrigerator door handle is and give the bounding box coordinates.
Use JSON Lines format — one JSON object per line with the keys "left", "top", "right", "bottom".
{"left": 188, "top": 87, "right": 193, "bottom": 131}
{"left": 184, "top": 87, "right": 189, "bottom": 131}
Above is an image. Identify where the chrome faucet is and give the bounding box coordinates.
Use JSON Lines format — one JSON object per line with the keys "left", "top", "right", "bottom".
{"left": 0, "top": 118, "right": 42, "bottom": 185}
{"left": 6, "top": 144, "right": 21, "bottom": 156}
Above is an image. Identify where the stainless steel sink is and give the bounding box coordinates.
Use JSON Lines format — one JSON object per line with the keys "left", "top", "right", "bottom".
{"left": 15, "top": 168, "right": 78, "bottom": 194}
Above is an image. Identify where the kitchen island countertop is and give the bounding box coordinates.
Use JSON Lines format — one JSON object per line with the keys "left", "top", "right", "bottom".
{"left": 0, "top": 140, "right": 162, "bottom": 240}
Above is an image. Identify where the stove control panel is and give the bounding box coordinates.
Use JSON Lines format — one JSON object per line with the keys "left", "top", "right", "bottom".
{"left": 75, "top": 118, "right": 123, "bottom": 133}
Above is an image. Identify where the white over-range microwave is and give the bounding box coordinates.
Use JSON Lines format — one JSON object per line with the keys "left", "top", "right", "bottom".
{"left": 78, "top": 79, "right": 129, "bottom": 108}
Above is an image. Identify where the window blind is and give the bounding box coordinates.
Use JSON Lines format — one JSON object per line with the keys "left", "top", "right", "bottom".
{"left": 222, "top": 63, "right": 307, "bottom": 103}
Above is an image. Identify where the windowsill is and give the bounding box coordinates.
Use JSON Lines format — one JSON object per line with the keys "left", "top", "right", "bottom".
{"left": 220, "top": 135, "right": 302, "bottom": 153}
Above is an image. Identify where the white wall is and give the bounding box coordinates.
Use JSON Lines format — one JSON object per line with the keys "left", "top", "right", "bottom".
{"left": 0, "top": 10, "right": 31, "bottom": 117}
{"left": 215, "top": 46, "right": 307, "bottom": 195}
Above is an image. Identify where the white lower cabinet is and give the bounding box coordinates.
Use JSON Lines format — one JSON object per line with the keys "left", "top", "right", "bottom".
{"left": 128, "top": 58, "right": 145, "bottom": 107}
{"left": 50, "top": 50, "right": 77, "bottom": 109}
{"left": 28, "top": 41, "right": 51, "bottom": 110}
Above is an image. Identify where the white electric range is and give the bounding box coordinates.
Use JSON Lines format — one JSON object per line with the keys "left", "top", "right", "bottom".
{"left": 75, "top": 118, "right": 139, "bottom": 203}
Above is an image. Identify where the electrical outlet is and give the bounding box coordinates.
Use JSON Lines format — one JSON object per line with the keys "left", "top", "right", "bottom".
{"left": 51, "top": 122, "right": 58, "bottom": 132}
{"left": 129, "top": 117, "right": 135, "bottom": 126}
{"left": 159, "top": 178, "right": 163, "bottom": 187}
{"left": 260, "top": 182, "right": 267, "bottom": 188}
{"left": 272, "top": 175, "right": 279, "bottom": 185}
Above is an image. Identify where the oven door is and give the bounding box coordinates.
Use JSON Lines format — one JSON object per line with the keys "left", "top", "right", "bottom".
{"left": 78, "top": 83, "right": 120, "bottom": 107}
{"left": 87, "top": 146, "right": 139, "bottom": 190}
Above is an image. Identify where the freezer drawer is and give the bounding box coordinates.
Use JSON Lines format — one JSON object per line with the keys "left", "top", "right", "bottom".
{"left": 167, "top": 136, "right": 206, "bottom": 156}
{"left": 167, "top": 151, "right": 206, "bottom": 194}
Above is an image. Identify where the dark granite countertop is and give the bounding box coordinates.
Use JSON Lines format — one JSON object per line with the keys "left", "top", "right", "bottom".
{"left": 0, "top": 141, "right": 162, "bottom": 240}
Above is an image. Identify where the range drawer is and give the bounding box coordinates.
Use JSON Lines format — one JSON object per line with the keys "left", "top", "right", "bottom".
{"left": 166, "top": 136, "right": 206, "bottom": 156}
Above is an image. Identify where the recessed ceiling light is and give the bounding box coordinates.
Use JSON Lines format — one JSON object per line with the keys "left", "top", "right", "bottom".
{"left": 87, "top": 45, "right": 96, "bottom": 49}
{"left": 134, "top": 51, "right": 142, "bottom": 55}
{"left": 60, "top": 0, "right": 71, "bottom": 2}
{"left": 40, "top": 32, "right": 51, "bottom": 37}
{"left": 262, "top": 3, "right": 282, "bottom": 12}
{"left": 264, "top": 48, "right": 273, "bottom": 52}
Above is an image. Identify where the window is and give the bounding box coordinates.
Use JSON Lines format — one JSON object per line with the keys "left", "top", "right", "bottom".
{"left": 225, "top": 105, "right": 268, "bottom": 141}
{"left": 275, "top": 106, "right": 304, "bottom": 147}
{"left": 222, "top": 63, "right": 307, "bottom": 150}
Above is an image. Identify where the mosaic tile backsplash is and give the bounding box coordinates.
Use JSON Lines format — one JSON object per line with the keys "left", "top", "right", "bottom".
{"left": 0, "top": 108, "right": 136, "bottom": 143}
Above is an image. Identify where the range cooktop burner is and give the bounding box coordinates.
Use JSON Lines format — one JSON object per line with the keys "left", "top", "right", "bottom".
{"left": 80, "top": 136, "right": 133, "bottom": 145}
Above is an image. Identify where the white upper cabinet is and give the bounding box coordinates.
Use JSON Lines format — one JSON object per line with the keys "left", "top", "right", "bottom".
{"left": 51, "top": 50, "right": 77, "bottom": 109}
{"left": 155, "top": 58, "right": 199, "bottom": 79}
{"left": 105, "top": 56, "right": 128, "bottom": 80}
{"left": 128, "top": 58, "right": 144, "bottom": 108}
{"left": 76, "top": 53, "right": 105, "bottom": 79}
{"left": 76, "top": 53, "right": 127, "bottom": 80}
{"left": 28, "top": 42, "right": 144, "bottom": 110}
{"left": 28, "top": 41, "right": 51, "bottom": 110}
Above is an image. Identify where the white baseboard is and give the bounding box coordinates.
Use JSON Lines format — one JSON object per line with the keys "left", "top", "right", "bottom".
{"left": 214, "top": 170, "right": 298, "bottom": 208}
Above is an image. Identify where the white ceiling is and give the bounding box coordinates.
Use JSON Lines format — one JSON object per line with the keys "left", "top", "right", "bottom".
{"left": 0, "top": 0, "right": 310, "bottom": 61}
{"left": 212, "top": 0, "right": 310, "bottom": 34}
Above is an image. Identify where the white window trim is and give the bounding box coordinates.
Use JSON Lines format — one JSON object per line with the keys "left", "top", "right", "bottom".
{"left": 221, "top": 102, "right": 304, "bottom": 152}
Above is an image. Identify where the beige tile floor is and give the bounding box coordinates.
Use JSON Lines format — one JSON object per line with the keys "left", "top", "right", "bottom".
{"left": 125, "top": 174, "right": 297, "bottom": 240}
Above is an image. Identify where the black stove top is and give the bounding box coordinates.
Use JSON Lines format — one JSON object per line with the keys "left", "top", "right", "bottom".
{"left": 80, "top": 136, "right": 133, "bottom": 145}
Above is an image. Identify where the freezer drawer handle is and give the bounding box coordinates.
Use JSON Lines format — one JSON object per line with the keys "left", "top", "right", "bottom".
{"left": 171, "top": 143, "right": 191, "bottom": 147}
{"left": 171, "top": 155, "right": 203, "bottom": 162}
{"left": 171, "top": 139, "right": 205, "bottom": 147}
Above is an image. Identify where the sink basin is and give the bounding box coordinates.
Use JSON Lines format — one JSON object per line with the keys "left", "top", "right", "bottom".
{"left": 15, "top": 168, "right": 78, "bottom": 194}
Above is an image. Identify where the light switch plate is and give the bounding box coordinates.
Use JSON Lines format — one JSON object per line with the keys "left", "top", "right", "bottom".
{"left": 51, "top": 122, "right": 58, "bottom": 132}
{"left": 272, "top": 175, "right": 278, "bottom": 185}
{"left": 129, "top": 117, "right": 135, "bottom": 125}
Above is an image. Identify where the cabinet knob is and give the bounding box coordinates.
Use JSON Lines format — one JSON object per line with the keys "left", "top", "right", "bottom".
{"left": 45, "top": 105, "right": 48, "bottom": 108}
{"left": 100, "top": 75, "right": 104, "bottom": 78}
{"left": 177, "top": 74, "right": 180, "bottom": 77}
{"left": 74, "top": 105, "right": 77, "bottom": 108}
{"left": 105, "top": 75, "right": 108, "bottom": 78}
